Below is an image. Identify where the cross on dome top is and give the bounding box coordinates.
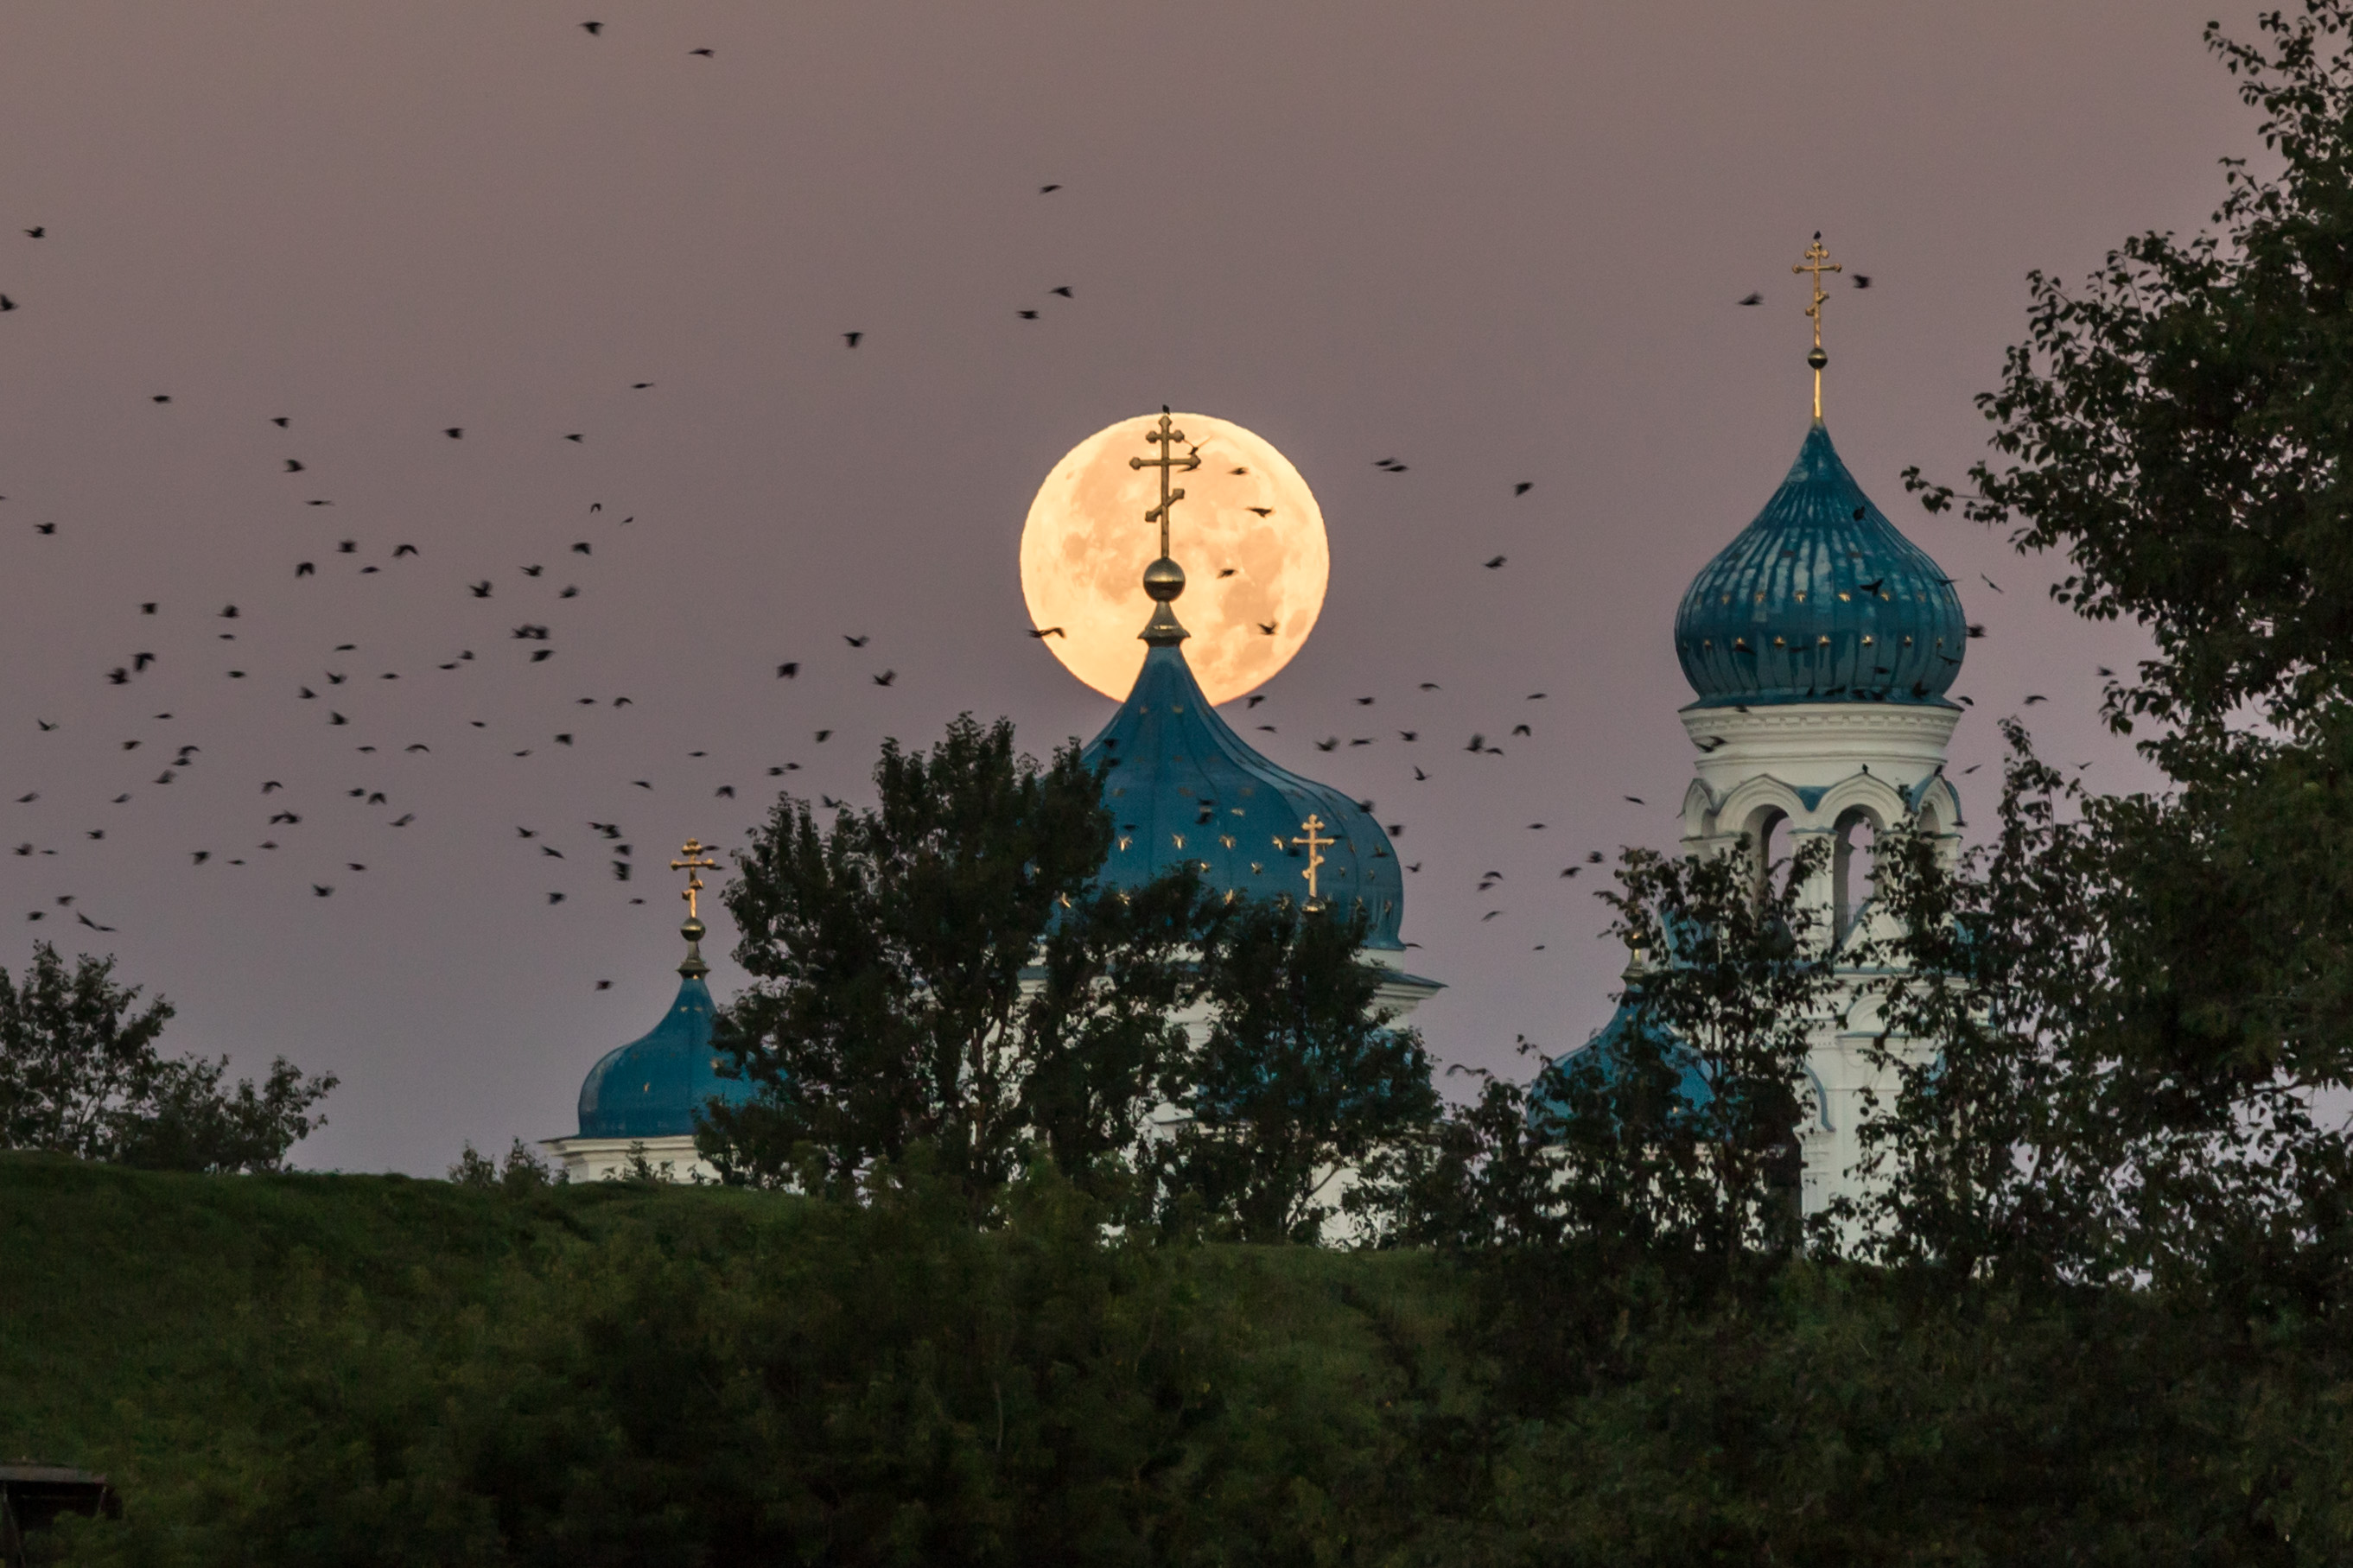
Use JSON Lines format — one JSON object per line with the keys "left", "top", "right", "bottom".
{"left": 1129, "top": 408, "right": 1202, "bottom": 645}
{"left": 1792, "top": 232, "right": 1842, "bottom": 421}
{"left": 669, "top": 837, "right": 720, "bottom": 977}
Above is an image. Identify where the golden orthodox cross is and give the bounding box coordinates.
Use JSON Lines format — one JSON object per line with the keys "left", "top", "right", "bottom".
{"left": 1792, "top": 232, "right": 1841, "bottom": 421}
{"left": 670, "top": 838, "right": 718, "bottom": 920}
{"left": 1128, "top": 409, "right": 1200, "bottom": 559}
{"left": 1291, "top": 814, "right": 1334, "bottom": 907}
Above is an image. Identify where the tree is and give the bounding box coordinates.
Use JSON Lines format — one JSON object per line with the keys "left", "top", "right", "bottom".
{"left": 1149, "top": 897, "right": 1438, "bottom": 1243}
{"left": 1846, "top": 721, "right": 2353, "bottom": 1296}
{"left": 0, "top": 943, "right": 334, "bottom": 1172}
{"left": 1905, "top": 1, "right": 2353, "bottom": 1093}
{"left": 1387, "top": 843, "right": 1835, "bottom": 1272}
{"left": 701, "top": 714, "right": 1211, "bottom": 1206}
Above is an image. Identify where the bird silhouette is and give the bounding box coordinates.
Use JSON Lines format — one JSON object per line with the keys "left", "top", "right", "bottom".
{"left": 690, "top": 48, "right": 713, "bottom": 56}
{"left": 1412, "top": 766, "right": 1428, "bottom": 781}
{"left": 1854, "top": 275, "right": 1873, "bottom": 289}
{"left": 295, "top": 562, "right": 315, "bottom": 577}
{"left": 1738, "top": 292, "right": 1764, "bottom": 306}
{"left": 24, "top": 226, "right": 41, "bottom": 238}
{"left": 777, "top": 662, "right": 799, "bottom": 677}
{"left": 1026, "top": 627, "right": 1065, "bottom": 639}
{"left": 1484, "top": 555, "right": 1506, "bottom": 569}
{"left": 1623, "top": 795, "right": 1644, "bottom": 804}
{"left": 874, "top": 670, "right": 898, "bottom": 686}
{"left": 1511, "top": 724, "right": 1531, "bottom": 737}
{"left": 1315, "top": 738, "right": 1338, "bottom": 752}
{"left": 1466, "top": 734, "right": 1486, "bottom": 753}
{"left": 1256, "top": 622, "right": 1276, "bottom": 635}
{"left": 1514, "top": 482, "right": 1533, "bottom": 496}
{"left": 1050, "top": 286, "right": 1072, "bottom": 297}
{"left": 844, "top": 634, "right": 869, "bottom": 647}
{"left": 1981, "top": 574, "right": 2003, "bottom": 593}
{"left": 1017, "top": 309, "right": 1039, "bottom": 320}
{"left": 34, "top": 524, "right": 53, "bottom": 535}
{"left": 2023, "top": 694, "right": 2048, "bottom": 705}
{"left": 844, "top": 332, "right": 862, "bottom": 347}
{"left": 283, "top": 459, "right": 304, "bottom": 473}
{"left": 1967, "top": 625, "right": 1987, "bottom": 639}
{"left": 1248, "top": 506, "right": 1273, "bottom": 517}
{"left": 580, "top": 21, "right": 602, "bottom": 34}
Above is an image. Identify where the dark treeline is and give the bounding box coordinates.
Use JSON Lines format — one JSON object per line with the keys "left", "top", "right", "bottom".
{"left": 22, "top": 5, "right": 2353, "bottom": 1563}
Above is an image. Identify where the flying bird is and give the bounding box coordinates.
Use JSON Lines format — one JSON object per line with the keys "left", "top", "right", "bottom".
{"left": 844, "top": 634, "right": 869, "bottom": 647}
{"left": 874, "top": 670, "right": 897, "bottom": 686}
{"left": 24, "top": 226, "right": 41, "bottom": 238}
{"left": 1981, "top": 574, "right": 2003, "bottom": 593}
{"left": 564, "top": 434, "right": 582, "bottom": 443}
{"left": 2023, "top": 694, "right": 2048, "bottom": 705}
{"left": 34, "top": 524, "right": 53, "bottom": 535}
{"left": 295, "top": 562, "right": 315, "bottom": 577}
{"left": 1623, "top": 795, "right": 1645, "bottom": 804}
{"left": 1738, "top": 292, "right": 1765, "bottom": 306}
{"left": 843, "top": 332, "right": 862, "bottom": 347}
{"left": 1315, "top": 738, "right": 1338, "bottom": 752}
{"left": 1248, "top": 506, "right": 1273, "bottom": 517}
{"left": 777, "top": 662, "right": 799, "bottom": 677}
{"left": 1256, "top": 622, "right": 1276, "bottom": 635}
{"left": 470, "top": 581, "right": 492, "bottom": 598}
{"left": 1514, "top": 482, "right": 1534, "bottom": 496}
{"left": 1017, "top": 309, "right": 1039, "bottom": 320}
{"left": 1039, "top": 183, "right": 1061, "bottom": 194}
{"left": 690, "top": 48, "right": 713, "bottom": 56}
{"left": 1854, "top": 275, "right": 1873, "bottom": 289}
{"left": 1967, "top": 624, "right": 1987, "bottom": 639}
{"left": 580, "top": 20, "right": 602, "bottom": 34}
{"left": 1026, "top": 627, "right": 1065, "bottom": 639}
{"left": 1484, "top": 555, "right": 1506, "bottom": 569}
{"left": 283, "top": 460, "right": 304, "bottom": 473}
{"left": 1050, "top": 286, "right": 1072, "bottom": 297}
{"left": 1217, "top": 568, "right": 1237, "bottom": 578}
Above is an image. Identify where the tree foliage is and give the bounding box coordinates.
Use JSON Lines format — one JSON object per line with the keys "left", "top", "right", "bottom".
{"left": 1906, "top": 0, "right": 2353, "bottom": 1097}
{"left": 700, "top": 714, "right": 1205, "bottom": 1202}
{"left": 701, "top": 714, "right": 1433, "bottom": 1237}
{"left": 1151, "top": 897, "right": 1437, "bottom": 1243}
{"left": 0, "top": 943, "right": 334, "bottom": 1174}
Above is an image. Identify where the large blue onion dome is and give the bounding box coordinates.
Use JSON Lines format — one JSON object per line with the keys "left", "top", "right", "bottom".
{"left": 1675, "top": 421, "right": 1966, "bottom": 708}
{"left": 576, "top": 916, "right": 758, "bottom": 1139}
{"left": 1079, "top": 641, "right": 1406, "bottom": 951}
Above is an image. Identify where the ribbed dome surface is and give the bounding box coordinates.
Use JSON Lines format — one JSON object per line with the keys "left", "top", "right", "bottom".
{"left": 1675, "top": 422, "right": 1966, "bottom": 708}
{"left": 1082, "top": 641, "right": 1404, "bottom": 950}
{"left": 576, "top": 973, "right": 758, "bottom": 1139}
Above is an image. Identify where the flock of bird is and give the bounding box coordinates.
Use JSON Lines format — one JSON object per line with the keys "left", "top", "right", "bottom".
{"left": 0, "top": 17, "right": 2091, "bottom": 1005}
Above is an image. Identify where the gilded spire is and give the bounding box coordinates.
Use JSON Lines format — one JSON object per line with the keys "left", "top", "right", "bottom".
{"left": 1792, "top": 232, "right": 1841, "bottom": 421}
{"left": 669, "top": 837, "right": 719, "bottom": 978}
{"left": 1128, "top": 408, "right": 1201, "bottom": 644}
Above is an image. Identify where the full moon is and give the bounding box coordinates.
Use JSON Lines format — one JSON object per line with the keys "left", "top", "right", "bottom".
{"left": 1020, "top": 412, "right": 1331, "bottom": 707}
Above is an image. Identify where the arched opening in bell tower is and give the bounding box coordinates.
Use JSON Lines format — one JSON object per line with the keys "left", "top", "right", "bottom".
{"left": 1831, "top": 805, "right": 1881, "bottom": 948}
{"left": 1742, "top": 804, "right": 1788, "bottom": 905}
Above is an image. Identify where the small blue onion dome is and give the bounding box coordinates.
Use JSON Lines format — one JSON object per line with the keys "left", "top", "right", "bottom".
{"left": 1675, "top": 421, "right": 1966, "bottom": 708}
{"left": 1526, "top": 987, "right": 1714, "bottom": 1129}
{"left": 576, "top": 969, "right": 758, "bottom": 1139}
{"left": 1080, "top": 642, "right": 1406, "bottom": 950}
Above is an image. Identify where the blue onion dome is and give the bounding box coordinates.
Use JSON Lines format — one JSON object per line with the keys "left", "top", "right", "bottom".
{"left": 1675, "top": 421, "right": 1966, "bottom": 708}
{"left": 576, "top": 924, "right": 758, "bottom": 1139}
{"left": 1079, "top": 641, "right": 1406, "bottom": 951}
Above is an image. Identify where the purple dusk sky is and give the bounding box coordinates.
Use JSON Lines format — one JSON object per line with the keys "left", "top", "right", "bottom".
{"left": 0, "top": 3, "right": 2250, "bottom": 1172}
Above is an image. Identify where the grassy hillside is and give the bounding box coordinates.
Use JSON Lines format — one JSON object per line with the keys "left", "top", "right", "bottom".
{"left": 7, "top": 1152, "right": 2353, "bottom": 1565}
